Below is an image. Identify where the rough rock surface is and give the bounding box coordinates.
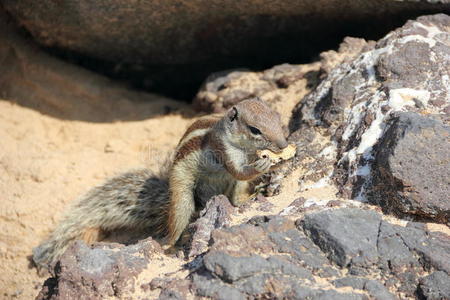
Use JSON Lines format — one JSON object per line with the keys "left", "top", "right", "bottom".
{"left": 2, "top": 1, "right": 448, "bottom": 65}
{"left": 187, "top": 195, "right": 234, "bottom": 258}
{"left": 319, "top": 37, "right": 376, "bottom": 75}
{"left": 193, "top": 63, "right": 319, "bottom": 114}
{"left": 372, "top": 112, "right": 450, "bottom": 222}
{"left": 418, "top": 271, "right": 450, "bottom": 300}
{"left": 175, "top": 208, "right": 448, "bottom": 299}
{"left": 36, "top": 238, "right": 162, "bottom": 300}
{"left": 193, "top": 62, "right": 322, "bottom": 134}
{"left": 302, "top": 208, "right": 382, "bottom": 268}
{"left": 193, "top": 38, "right": 375, "bottom": 115}
{"left": 291, "top": 14, "right": 450, "bottom": 222}
{"left": 38, "top": 207, "right": 450, "bottom": 299}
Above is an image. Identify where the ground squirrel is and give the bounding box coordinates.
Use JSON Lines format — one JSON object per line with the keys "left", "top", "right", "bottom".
{"left": 33, "top": 98, "right": 288, "bottom": 270}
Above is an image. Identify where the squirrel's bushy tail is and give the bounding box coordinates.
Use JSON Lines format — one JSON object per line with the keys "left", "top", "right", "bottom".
{"left": 33, "top": 168, "right": 170, "bottom": 270}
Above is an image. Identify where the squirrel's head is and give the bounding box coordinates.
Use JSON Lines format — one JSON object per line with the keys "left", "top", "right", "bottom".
{"left": 225, "top": 98, "right": 288, "bottom": 153}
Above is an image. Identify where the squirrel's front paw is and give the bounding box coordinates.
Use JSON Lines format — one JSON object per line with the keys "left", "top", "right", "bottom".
{"left": 253, "top": 157, "right": 272, "bottom": 174}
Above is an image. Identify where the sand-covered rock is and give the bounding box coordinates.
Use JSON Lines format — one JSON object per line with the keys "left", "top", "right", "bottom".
{"left": 36, "top": 239, "right": 162, "bottom": 300}
{"left": 37, "top": 205, "right": 450, "bottom": 299}
{"left": 161, "top": 207, "right": 448, "bottom": 299}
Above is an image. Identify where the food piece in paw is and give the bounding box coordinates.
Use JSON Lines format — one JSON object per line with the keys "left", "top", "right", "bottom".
{"left": 256, "top": 144, "right": 297, "bottom": 165}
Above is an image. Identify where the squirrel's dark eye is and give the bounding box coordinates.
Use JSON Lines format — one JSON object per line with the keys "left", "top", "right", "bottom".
{"left": 248, "top": 125, "right": 261, "bottom": 135}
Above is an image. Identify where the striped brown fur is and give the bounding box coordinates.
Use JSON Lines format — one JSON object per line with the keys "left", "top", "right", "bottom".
{"left": 174, "top": 135, "right": 204, "bottom": 163}
{"left": 179, "top": 115, "right": 221, "bottom": 141}
{"left": 32, "top": 98, "right": 288, "bottom": 268}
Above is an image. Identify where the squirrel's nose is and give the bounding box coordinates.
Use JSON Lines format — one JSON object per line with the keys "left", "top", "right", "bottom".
{"left": 277, "top": 139, "right": 288, "bottom": 150}
{"left": 270, "top": 138, "right": 288, "bottom": 153}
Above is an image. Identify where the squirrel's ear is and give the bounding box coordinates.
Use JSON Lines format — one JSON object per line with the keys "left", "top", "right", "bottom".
{"left": 228, "top": 107, "right": 238, "bottom": 122}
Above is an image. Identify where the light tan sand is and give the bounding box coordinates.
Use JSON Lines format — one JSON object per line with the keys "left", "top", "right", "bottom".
{"left": 0, "top": 99, "right": 192, "bottom": 299}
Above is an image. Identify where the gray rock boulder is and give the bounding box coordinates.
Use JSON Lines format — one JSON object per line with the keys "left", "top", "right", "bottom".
{"left": 334, "top": 277, "right": 395, "bottom": 300}
{"left": 418, "top": 271, "right": 450, "bottom": 300}
{"left": 36, "top": 238, "right": 162, "bottom": 300}
{"left": 170, "top": 208, "right": 447, "bottom": 299}
{"left": 371, "top": 112, "right": 450, "bottom": 222}
{"left": 302, "top": 208, "right": 381, "bottom": 268}
{"left": 291, "top": 14, "right": 450, "bottom": 223}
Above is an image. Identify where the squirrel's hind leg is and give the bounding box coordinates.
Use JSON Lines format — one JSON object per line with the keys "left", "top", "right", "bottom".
{"left": 166, "top": 163, "right": 197, "bottom": 246}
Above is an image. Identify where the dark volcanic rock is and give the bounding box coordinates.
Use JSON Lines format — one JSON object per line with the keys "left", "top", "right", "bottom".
{"left": 334, "top": 277, "right": 395, "bottom": 300}
{"left": 186, "top": 208, "right": 449, "bottom": 299}
{"left": 398, "top": 224, "right": 450, "bottom": 275}
{"left": 301, "top": 208, "right": 450, "bottom": 296}
{"left": 37, "top": 207, "right": 450, "bottom": 299}
{"left": 418, "top": 271, "right": 450, "bottom": 300}
{"left": 36, "top": 238, "right": 162, "bottom": 300}
{"left": 192, "top": 216, "right": 339, "bottom": 298}
{"left": 376, "top": 221, "right": 419, "bottom": 272}
{"left": 290, "top": 14, "right": 450, "bottom": 222}
{"left": 183, "top": 208, "right": 450, "bottom": 298}
{"left": 371, "top": 112, "right": 450, "bottom": 222}
{"left": 302, "top": 208, "right": 381, "bottom": 268}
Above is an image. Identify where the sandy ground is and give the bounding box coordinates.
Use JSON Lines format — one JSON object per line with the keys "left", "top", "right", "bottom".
{"left": 0, "top": 98, "right": 194, "bottom": 299}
